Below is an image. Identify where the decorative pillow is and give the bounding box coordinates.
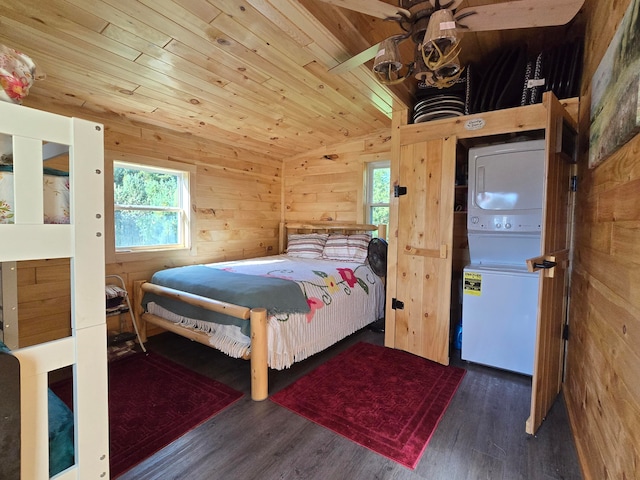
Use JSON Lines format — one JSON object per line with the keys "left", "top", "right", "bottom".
{"left": 322, "top": 233, "right": 371, "bottom": 262}
{"left": 0, "top": 44, "right": 43, "bottom": 104}
{"left": 286, "top": 233, "right": 329, "bottom": 258}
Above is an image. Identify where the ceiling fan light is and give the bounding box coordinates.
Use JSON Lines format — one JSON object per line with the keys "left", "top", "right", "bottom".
{"left": 424, "top": 54, "right": 464, "bottom": 89}
{"left": 422, "top": 9, "right": 459, "bottom": 59}
{"left": 422, "top": 35, "right": 462, "bottom": 72}
{"left": 426, "top": 38, "right": 454, "bottom": 57}
{"left": 374, "top": 62, "right": 415, "bottom": 85}
{"left": 372, "top": 35, "right": 414, "bottom": 85}
{"left": 373, "top": 36, "right": 403, "bottom": 74}
{"left": 436, "top": 61, "right": 461, "bottom": 79}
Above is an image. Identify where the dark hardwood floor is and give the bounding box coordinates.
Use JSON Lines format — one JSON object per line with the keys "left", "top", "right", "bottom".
{"left": 118, "top": 329, "right": 582, "bottom": 480}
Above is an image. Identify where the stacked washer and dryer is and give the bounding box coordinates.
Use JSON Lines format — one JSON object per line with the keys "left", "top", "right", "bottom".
{"left": 461, "top": 139, "right": 546, "bottom": 376}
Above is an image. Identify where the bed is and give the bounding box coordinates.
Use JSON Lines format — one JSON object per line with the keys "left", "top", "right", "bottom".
{"left": 135, "top": 222, "right": 386, "bottom": 401}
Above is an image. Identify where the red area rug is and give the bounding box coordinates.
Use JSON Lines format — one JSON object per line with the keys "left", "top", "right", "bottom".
{"left": 271, "top": 342, "right": 465, "bottom": 469}
{"left": 51, "top": 352, "right": 243, "bottom": 478}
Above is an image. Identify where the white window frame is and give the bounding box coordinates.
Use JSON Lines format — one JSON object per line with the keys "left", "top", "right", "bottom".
{"left": 106, "top": 154, "right": 196, "bottom": 261}
{"left": 365, "top": 160, "right": 391, "bottom": 227}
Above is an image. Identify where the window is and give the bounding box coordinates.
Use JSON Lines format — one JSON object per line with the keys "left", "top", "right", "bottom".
{"left": 366, "top": 161, "right": 390, "bottom": 231}
{"left": 113, "top": 161, "right": 191, "bottom": 252}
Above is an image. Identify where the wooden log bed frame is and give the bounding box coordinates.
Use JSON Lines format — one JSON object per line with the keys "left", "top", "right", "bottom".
{"left": 133, "top": 222, "right": 386, "bottom": 401}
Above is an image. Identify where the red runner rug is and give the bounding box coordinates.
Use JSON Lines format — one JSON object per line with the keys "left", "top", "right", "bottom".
{"left": 51, "top": 352, "right": 243, "bottom": 478}
{"left": 271, "top": 342, "right": 465, "bottom": 469}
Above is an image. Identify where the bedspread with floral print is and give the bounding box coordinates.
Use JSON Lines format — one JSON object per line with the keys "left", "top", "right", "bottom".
{"left": 213, "top": 256, "right": 378, "bottom": 324}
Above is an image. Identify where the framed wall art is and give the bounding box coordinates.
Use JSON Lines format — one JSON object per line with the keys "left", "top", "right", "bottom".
{"left": 589, "top": 0, "right": 640, "bottom": 168}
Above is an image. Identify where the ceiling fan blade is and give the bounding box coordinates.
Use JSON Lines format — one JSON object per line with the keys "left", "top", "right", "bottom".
{"left": 455, "top": 0, "right": 584, "bottom": 32}
{"left": 329, "top": 43, "right": 381, "bottom": 74}
{"left": 315, "top": 0, "right": 411, "bottom": 19}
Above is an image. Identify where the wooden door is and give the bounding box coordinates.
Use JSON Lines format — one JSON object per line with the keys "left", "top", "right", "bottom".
{"left": 390, "top": 137, "right": 456, "bottom": 365}
{"left": 526, "top": 94, "right": 577, "bottom": 434}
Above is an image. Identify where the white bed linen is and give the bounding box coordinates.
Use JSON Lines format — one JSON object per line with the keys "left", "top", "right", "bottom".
{"left": 146, "top": 255, "right": 385, "bottom": 369}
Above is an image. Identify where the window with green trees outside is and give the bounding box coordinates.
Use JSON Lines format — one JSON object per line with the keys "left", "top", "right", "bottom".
{"left": 114, "top": 161, "right": 190, "bottom": 251}
{"left": 366, "top": 161, "right": 390, "bottom": 237}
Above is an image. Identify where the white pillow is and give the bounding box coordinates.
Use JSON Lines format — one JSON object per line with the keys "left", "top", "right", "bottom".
{"left": 322, "top": 233, "right": 371, "bottom": 262}
{"left": 286, "top": 233, "right": 329, "bottom": 258}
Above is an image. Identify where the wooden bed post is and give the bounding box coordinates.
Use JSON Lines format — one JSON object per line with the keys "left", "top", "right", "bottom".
{"left": 133, "top": 280, "right": 148, "bottom": 343}
{"left": 278, "top": 222, "right": 286, "bottom": 254}
{"left": 250, "top": 307, "right": 268, "bottom": 401}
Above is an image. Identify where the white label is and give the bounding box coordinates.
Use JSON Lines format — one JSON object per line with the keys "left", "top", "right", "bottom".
{"left": 527, "top": 78, "right": 546, "bottom": 88}
{"left": 440, "top": 21, "right": 457, "bottom": 30}
{"left": 465, "top": 118, "right": 485, "bottom": 131}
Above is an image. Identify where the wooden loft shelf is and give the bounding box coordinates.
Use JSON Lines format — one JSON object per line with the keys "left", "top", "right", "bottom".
{"left": 399, "top": 96, "right": 579, "bottom": 146}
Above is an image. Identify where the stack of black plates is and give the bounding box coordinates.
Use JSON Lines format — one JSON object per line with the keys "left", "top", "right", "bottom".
{"left": 413, "top": 94, "right": 465, "bottom": 123}
{"left": 413, "top": 73, "right": 466, "bottom": 124}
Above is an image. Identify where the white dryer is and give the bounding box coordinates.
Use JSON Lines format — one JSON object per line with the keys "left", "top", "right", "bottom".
{"left": 461, "top": 139, "right": 545, "bottom": 375}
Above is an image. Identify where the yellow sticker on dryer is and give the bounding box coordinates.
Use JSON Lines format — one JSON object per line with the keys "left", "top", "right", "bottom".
{"left": 463, "top": 272, "right": 482, "bottom": 296}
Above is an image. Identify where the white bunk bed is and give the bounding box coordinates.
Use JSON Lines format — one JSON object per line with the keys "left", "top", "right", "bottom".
{"left": 0, "top": 102, "right": 108, "bottom": 479}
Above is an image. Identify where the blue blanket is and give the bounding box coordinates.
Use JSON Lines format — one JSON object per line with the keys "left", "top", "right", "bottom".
{"left": 142, "top": 265, "right": 310, "bottom": 336}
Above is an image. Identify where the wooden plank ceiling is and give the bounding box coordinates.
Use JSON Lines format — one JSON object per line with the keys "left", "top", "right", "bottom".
{"left": 0, "top": 0, "right": 584, "bottom": 160}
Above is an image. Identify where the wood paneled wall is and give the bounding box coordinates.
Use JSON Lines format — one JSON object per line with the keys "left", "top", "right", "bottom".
{"left": 14, "top": 259, "right": 71, "bottom": 347}
{"left": 565, "top": 0, "right": 640, "bottom": 478}
{"left": 283, "top": 131, "right": 392, "bottom": 224}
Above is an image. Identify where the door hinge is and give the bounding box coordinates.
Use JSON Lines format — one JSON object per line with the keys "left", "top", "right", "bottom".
{"left": 562, "top": 324, "right": 570, "bottom": 341}
{"left": 391, "top": 298, "right": 405, "bottom": 310}
{"left": 571, "top": 175, "right": 578, "bottom": 192}
{"left": 394, "top": 185, "right": 407, "bottom": 197}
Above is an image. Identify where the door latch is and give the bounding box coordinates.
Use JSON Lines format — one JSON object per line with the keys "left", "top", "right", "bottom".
{"left": 533, "top": 259, "right": 557, "bottom": 269}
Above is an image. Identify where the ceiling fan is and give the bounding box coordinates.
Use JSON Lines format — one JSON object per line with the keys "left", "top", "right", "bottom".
{"left": 320, "top": 0, "right": 585, "bottom": 88}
